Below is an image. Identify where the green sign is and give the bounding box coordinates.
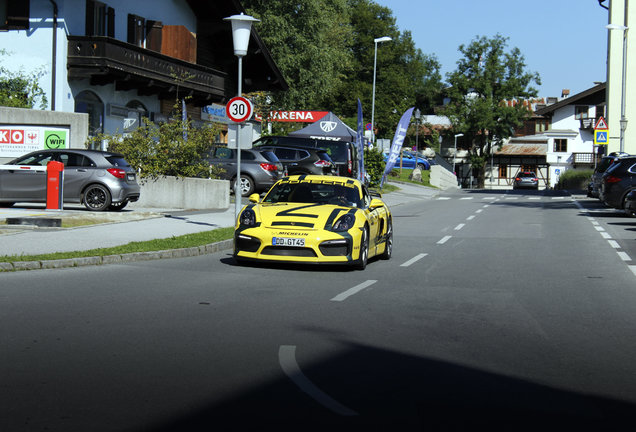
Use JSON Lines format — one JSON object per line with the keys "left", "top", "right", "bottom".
{"left": 45, "top": 130, "right": 67, "bottom": 149}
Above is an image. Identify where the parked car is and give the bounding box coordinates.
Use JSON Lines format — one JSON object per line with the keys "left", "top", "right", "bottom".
{"left": 383, "top": 151, "right": 430, "bottom": 170}
{"left": 252, "top": 136, "right": 358, "bottom": 178}
{"left": 255, "top": 144, "right": 336, "bottom": 176}
{"left": 588, "top": 152, "right": 630, "bottom": 198}
{"left": 0, "top": 149, "right": 140, "bottom": 211}
{"left": 513, "top": 171, "right": 539, "bottom": 189}
{"left": 624, "top": 189, "right": 636, "bottom": 216}
{"left": 203, "top": 145, "right": 284, "bottom": 196}
{"left": 599, "top": 156, "right": 636, "bottom": 210}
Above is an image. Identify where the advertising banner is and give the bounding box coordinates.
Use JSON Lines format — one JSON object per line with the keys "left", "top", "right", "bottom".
{"left": 381, "top": 107, "right": 414, "bottom": 187}
{"left": 0, "top": 126, "right": 69, "bottom": 158}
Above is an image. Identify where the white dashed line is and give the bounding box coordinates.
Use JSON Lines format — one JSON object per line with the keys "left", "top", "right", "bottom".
{"left": 331, "top": 280, "right": 377, "bottom": 302}
{"left": 437, "top": 236, "right": 452, "bottom": 245}
{"left": 467, "top": 215, "right": 475, "bottom": 221}
{"left": 608, "top": 240, "right": 620, "bottom": 249}
{"left": 455, "top": 223, "right": 465, "bottom": 231}
{"left": 476, "top": 209, "right": 483, "bottom": 213}
{"left": 591, "top": 221, "right": 600, "bottom": 226}
{"left": 279, "top": 346, "right": 358, "bottom": 416}
{"left": 528, "top": 197, "right": 540, "bottom": 200}
{"left": 595, "top": 226, "right": 605, "bottom": 232}
{"left": 400, "top": 253, "right": 428, "bottom": 267}
{"left": 438, "top": 197, "right": 451, "bottom": 200}
{"left": 630, "top": 266, "right": 636, "bottom": 277}
{"left": 617, "top": 252, "right": 632, "bottom": 261}
{"left": 483, "top": 205, "right": 489, "bottom": 208}
{"left": 460, "top": 197, "right": 473, "bottom": 200}
{"left": 601, "top": 232, "right": 612, "bottom": 239}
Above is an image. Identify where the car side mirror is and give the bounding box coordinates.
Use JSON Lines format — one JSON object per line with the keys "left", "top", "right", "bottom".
{"left": 369, "top": 198, "right": 384, "bottom": 209}
{"left": 249, "top": 193, "right": 260, "bottom": 203}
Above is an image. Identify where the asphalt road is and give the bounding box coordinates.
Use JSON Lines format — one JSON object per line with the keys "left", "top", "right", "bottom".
{"left": 2, "top": 189, "right": 636, "bottom": 431}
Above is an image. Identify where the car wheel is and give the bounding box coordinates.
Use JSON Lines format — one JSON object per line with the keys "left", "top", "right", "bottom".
{"left": 417, "top": 163, "right": 426, "bottom": 170}
{"left": 108, "top": 200, "right": 128, "bottom": 211}
{"left": 232, "top": 175, "right": 255, "bottom": 197}
{"left": 355, "top": 226, "right": 369, "bottom": 270}
{"left": 380, "top": 219, "right": 393, "bottom": 260}
{"left": 83, "top": 184, "right": 112, "bottom": 211}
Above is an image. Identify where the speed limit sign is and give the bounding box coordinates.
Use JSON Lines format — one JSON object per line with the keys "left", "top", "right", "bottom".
{"left": 226, "top": 96, "right": 253, "bottom": 123}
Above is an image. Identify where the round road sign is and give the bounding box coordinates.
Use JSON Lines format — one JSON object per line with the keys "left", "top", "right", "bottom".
{"left": 226, "top": 96, "right": 253, "bottom": 123}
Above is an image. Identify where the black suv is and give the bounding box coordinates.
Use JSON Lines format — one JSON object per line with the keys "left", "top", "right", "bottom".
{"left": 599, "top": 156, "right": 636, "bottom": 210}
{"left": 588, "top": 152, "right": 630, "bottom": 198}
{"left": 255, "top": 144, "right": 336, "bottom": 176}
{"left": 252, "top": 136, "right": 358, "bottom": 178}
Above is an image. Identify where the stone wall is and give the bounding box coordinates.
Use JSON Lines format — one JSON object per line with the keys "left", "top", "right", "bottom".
{"left": 129, "top": 176, "right": 230, "bottom": 210}
{"left": 430, "top": 165, "right": 459, "bottom": 190}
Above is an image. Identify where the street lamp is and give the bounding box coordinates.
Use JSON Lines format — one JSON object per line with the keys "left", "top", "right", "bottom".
{"left": 225, "top": 12, "right": 259, "bottom": 218}
{"left": 371, "top": 36, "right": 392, "bottom": 146}
{"left": 453, "top": 133, "right": 463, "bottom": 176}
{"left": 607, "top": 23, "right": 629, "bottom": 153}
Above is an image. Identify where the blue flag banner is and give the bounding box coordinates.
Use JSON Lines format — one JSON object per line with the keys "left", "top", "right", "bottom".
{"left": 381, "top": 107, "right": 414, "bottom": 187}
{"left": 356, "top": 99, "right": 364, "bottom": 182}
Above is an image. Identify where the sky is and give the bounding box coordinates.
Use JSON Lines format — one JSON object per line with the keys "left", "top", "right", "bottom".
{"left": 374, "top": 0, "right": 609, "bottom": 99}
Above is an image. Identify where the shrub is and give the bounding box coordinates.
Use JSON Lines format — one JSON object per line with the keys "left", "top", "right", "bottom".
{"left": 556, "top": 169, "right": 593, "bottom": 190}
{"left": 363, "top": 147, "right": 386, "bottom": 187}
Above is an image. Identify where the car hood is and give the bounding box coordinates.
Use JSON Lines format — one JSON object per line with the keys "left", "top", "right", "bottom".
{"left": 253, "top": 202, "right": 354, "bottom": 230}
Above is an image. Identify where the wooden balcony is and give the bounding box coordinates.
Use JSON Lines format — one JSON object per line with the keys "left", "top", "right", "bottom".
{"left": 67, "top": 36, "right": 230, "bottom": 106}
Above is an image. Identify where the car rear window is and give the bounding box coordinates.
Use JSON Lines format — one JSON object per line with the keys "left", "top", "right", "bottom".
{"left": 105, "top": 156, "right": 131, "bottom": 167}
{"left": 259, "top": 150, "right": 279, "bottom": 163}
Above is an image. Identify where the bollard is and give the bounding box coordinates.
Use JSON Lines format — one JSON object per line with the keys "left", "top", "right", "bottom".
{"left": 46, "top": 160, "right": 64, "bottom": 210}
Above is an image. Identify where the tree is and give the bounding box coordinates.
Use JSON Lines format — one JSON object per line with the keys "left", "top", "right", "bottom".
{"left": 242, "top": 0, "right": 353, "bottom": 112}
{"left": 0, "top": 49, "right": 48, "bottom": 109}
{"left": 442, "top": 34, "right": 541, "bottom": 188}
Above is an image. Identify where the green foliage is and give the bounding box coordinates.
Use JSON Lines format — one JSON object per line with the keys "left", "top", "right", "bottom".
{"left": 364, "top": 147, "right": 386, "bottom": 187}
{"left": 442, "top": 34, "right": 541, "bottom": 187}
{"left": 87, "top": 105, "right": 223, "bottom": 181}
{"left": 556, "top": 169, "right": 593, "bottom": 190}
{"left": 0, "top": 49, "right": 48, "bottom": 109}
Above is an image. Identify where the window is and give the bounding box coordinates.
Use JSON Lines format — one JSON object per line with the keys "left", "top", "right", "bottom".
{"left": 127, "top": 14, "right": 145, "bottom": 47}
{"left": 498, "top": 164, "right": 507, "bottom": 178}
{"left": 74, "top": 90, "right": 104, "bottom": 137}
{"left": 1, "top": 0, "right": 29, "bottom": 30}
{"left": 554, "top": 139, "right": 567, "bottom": 153}
{"left": 535, "top": 119, "right": 549, "bottom": 134}
{"left": 85, "top": 0, "right": 114, "bottom": 37}
{"left": 575, "top": 106, "right": 589, "bottom": 120}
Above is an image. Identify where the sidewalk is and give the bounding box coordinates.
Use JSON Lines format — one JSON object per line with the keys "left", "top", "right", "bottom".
{"left": 0, "top": 181, "right": 438, "bottom": 263}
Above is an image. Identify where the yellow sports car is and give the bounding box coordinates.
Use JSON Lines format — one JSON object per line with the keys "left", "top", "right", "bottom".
{"left": 234, "top": 175, "right": 393, "bottom": 269}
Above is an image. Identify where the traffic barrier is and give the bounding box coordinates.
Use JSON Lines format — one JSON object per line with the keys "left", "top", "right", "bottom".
{"left": 46, "top": 161, "right": 64, "bottom": 210}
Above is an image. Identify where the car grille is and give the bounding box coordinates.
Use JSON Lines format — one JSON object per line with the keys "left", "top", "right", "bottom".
{"left": 319, "top": 240, "right": 349, "bottom": 256}
{"left": 261, "top": 246, "right": 317, "bottom": 257}
{"left": 235, "top": 235, "right": 261, "bottom": 252}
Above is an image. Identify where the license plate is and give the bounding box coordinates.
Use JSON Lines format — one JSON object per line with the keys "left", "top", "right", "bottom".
{"left": 127, "top": 173, "right": 135, "bottom": 181}
{"left": 272, "top": 237, "right": 305, "bottom": 247}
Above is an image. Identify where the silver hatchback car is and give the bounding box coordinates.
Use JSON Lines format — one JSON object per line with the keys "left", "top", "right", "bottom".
{"left": 0, "top": 149, "right": 140, "bottom": 211}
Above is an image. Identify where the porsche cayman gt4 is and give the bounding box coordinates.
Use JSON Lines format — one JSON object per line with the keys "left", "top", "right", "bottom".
{"left": 234, "top": 175, "right": 393, "bottom": 269}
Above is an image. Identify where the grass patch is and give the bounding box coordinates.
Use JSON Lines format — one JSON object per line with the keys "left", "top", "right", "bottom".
{"left": 387, "top": 168, "right": 433, "bottom": 187}
{"left": 0, "top": 227, "right": 235, "bottom": 263}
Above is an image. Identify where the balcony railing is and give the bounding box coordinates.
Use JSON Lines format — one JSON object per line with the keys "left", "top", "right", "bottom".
{"left": 572, "top": 152, "right": 597, "bottom": 165}
{"left": 67, "top": 36, "right": 230, "bottom": 104}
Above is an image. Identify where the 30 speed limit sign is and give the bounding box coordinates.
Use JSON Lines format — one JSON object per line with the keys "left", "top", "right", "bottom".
{"left": 225, "top": 96, "right": 253, "bottom": 123}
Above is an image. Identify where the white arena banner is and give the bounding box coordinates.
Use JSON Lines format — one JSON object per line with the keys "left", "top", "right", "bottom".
{"left": 0, "top": 126, "right": 70, "bottom": 158}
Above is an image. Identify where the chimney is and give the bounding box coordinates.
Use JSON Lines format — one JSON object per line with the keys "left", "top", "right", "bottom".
{"left": 561, "top": 89, "right": 570, "bottom": 98}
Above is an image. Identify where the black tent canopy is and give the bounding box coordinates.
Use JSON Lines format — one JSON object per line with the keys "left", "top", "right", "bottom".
{"left": 289, "top": 112, "right": 356, "bottom": 142}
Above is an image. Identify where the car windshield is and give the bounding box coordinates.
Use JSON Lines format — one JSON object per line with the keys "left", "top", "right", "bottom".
{"left": 520, "top": 172, "right": 536, "bottom": 178}
{"left": 262, "top": 180, "right": 361, "bottom": 207}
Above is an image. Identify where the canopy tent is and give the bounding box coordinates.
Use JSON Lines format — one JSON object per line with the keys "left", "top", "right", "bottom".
{"left": 288, "top": 112, "right": 356, "bottom": 142}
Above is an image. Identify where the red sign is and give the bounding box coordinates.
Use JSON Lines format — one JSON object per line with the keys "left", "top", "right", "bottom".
{"left": 0, "top": 129, "right": 25, "bottom": 144}
{"left": 226, "top": 97, "right": 253, "bottom": 123}
{"left": 594, "top": 116, "right": 609, "bottom": 130}
{"left": 267, "top": 111, "right": 329, "bottom": 122}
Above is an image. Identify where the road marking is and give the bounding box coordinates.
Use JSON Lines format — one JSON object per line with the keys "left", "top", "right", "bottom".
{"left": 601, "top": 232, "right": 612, "bottom": 239}
{"left": 529, "top": 197, "right": 540, "bottom": 200}
{"left": 630, "top": 266, "right": 636, "bottom": 277}
{"left": 618, "top": 252, "right": 632, "bottom": 261}
{"left": 467, "top": 215, "right": 475, "bottom": 220}
{"left": 587, "top": 217, "right": 596, "bottom": 221}
{"left": 438, "top": 197, "right": 451, "bottom": 200}
{"left": 279, "top": 345, "right": 358, "bottom": 416}
{"left": 608, "top": 240, "right": 620, "bottom": 249}
{"left": 482, "top": 197, "right": 496, "bottom": 200}
{"left": 552, "top": 197, "right": 567, "bottom": 200}
{"left": 331, "top": 280, "right": 377, "bottom": 302}
{"left": 401, "top": 253, "right": 428, "bottom": 267}
{"left": 483, "top": 204, "right": 490, "bottom": 208}
{"left": 591, "top": 221, "right": 600, "bottom": 226}
{"left": 595, "top": 226, "right": 605, "bottom": 232}
{"left": 505, "top": 197, "right": 519, "bottom": 200}
{"left": 476, "top": 209, "right": 483, "bottom": 213}
{"left": 460, "top": 197, "right": 473, "bottom": 200}
{"left": 437, "top": 236, "right": 452, "bottom": 245}
{"left": 455, "top": 223, "right": 465, "bottom": 231}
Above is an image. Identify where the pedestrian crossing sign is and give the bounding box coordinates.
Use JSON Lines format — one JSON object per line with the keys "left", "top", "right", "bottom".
{"left": 594, "top": 116, "right": 609, "bottom": 130}
{"left": 594, "top": 129, "right": 609, "bottom": 145}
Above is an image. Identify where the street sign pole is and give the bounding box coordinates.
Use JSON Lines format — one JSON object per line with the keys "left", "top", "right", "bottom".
{"left": 226, "top": 94, "right": 253, "bottom": 218}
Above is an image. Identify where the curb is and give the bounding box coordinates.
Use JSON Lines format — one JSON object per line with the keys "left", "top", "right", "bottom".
{"left": 0, "top": 239, "right": 234, "bottom": 272}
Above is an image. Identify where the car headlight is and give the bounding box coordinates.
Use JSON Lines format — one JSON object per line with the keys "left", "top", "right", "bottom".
{"left": 239, "top": 208, "right": 257, "bottom": 227}
{"left": 332, "top": 213, "right": 355, "bottom": 232}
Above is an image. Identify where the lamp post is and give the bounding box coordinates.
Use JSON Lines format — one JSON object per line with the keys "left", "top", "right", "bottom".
{"left": 453, "top": 133, "right": 463, "bottom": 179}
{"left": 225, "top": 12, "right": 259, "bottom": 218}
{"left": 371, "top": 36, "right": 392, "bottom": 146}
{"left": 607, "top": 22, "right": 629, "bottom": 153}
